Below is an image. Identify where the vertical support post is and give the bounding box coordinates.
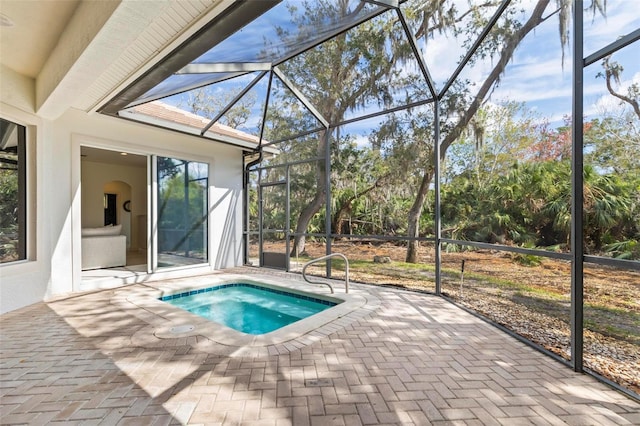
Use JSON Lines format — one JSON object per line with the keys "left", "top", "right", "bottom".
{"left": 183, "top": 161, "right": 190, "bottom": 258}
{"left": 571, "top": 0, "right": 584, "bottom": 372}
{"left": 324, "top": 128, "right": 332, "bottom": 278}
{"left": 258, "top": 174, "right": 264, "bottom": 267}
{"left": 434, "top": 100, "right": 442, "bottom": 295}
{"left": 285, "top": 165, "right": 291, "bottom": 271}
{"left": 150, "top": 155, "right": 158, "bottom": 272}
{"left": 257, "top": 71, "right": 274, "bottom": 267}
{"left": 243, "top": 156, "right": 249, "bottom": 265}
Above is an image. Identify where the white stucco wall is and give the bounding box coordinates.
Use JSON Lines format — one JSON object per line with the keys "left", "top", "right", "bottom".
{"left": 0, "top": 104, "right": 245, "bottom": 314}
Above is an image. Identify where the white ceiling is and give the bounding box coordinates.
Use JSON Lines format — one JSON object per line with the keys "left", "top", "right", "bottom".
{"left": 0, "top": 0, "right": 231, "bottom": 119}
{"left": 81, "top": 146, "right": 146, "bottom": 168}
{"left": 0, "top": 0, "right": 80, "bottom": 78}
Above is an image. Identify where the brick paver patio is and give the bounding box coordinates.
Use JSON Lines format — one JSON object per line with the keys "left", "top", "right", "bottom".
{"left": 1, "top": 269, "right": 638, "bottom": 425}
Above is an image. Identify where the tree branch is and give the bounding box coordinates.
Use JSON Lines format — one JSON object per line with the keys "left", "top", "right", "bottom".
{"left": 603, "top": 57, "right": 640, "bottom": 119}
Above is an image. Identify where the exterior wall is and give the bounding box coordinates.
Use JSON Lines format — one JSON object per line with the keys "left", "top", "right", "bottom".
{"left": 0, "top": 104, "right": 244, "bottom": 314}
{"left": 0, "top": 103, "right": 46, "bottom": 313}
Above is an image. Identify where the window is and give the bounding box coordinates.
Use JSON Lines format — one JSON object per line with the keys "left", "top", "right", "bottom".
{"left": 0, "top": 118, "right": 26, "bottom": 264}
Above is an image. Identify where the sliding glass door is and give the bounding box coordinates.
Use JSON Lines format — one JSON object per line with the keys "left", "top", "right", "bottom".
{"left": 155, "top": 156, "right": 209, "bottom": 269}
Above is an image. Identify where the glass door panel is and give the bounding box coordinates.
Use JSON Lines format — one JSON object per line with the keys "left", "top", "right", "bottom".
{"left": 156, "top": 156, "right": 209, "bottom": 269}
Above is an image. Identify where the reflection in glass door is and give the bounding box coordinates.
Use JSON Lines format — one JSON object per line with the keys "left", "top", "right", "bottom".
{"left": 156, "top": 156, "right": 209, "bottom": 269}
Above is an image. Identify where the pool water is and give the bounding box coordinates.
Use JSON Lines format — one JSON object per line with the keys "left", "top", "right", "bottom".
{"left": 160, "top": 283, "right": 337, "bottom": 335}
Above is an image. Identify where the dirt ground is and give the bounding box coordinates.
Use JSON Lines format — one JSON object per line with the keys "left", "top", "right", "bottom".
{"left": 265, "top": 240, "right": 640, "bottom": 395}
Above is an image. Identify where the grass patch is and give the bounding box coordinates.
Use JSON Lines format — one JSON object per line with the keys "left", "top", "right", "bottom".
{"left": 584, "top": 304, "right": 640, "bottom": 343}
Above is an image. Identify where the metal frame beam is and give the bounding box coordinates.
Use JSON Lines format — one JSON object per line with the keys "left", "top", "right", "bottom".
{"left": 177, "top": 62, "right": 272, "bottom": 74}
{"left": 584, "top": 255, "right": 640, "bottom": 271}
{"left": 584, "top": 28, "right": 640, "bottom": 67}
{"left": 362, "top": 0, "right": 399, "bottom": 8}
{"left": 258, "top": 71, "right": 275, "bottom": 147}
{"left": 324, "top": 128, "right": 332, "bottom": 278}
{"left": 434, "top": 100, "right": 442, "bottom": 295}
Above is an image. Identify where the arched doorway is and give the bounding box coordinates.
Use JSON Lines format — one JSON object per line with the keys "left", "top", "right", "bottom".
{"left": 103, "top": 180, "right": 132, "bottom": 248}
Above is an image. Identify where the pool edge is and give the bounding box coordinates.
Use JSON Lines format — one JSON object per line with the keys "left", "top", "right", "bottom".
{"left": 114, "top": 273, "right": 377, "bottom": 353}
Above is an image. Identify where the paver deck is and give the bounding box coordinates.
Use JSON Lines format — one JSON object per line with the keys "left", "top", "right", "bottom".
{"left": 1, "top": 268, "right": 638, "bottom": 425}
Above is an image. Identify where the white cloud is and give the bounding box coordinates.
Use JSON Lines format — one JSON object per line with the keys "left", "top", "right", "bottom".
{"left": 352, "top": 134, "right": 371, "bottom": 148}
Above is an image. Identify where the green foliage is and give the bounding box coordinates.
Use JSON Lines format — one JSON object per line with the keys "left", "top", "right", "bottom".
{"left": 605, "top": 240, "right": 640, "bottom": 260}
{"left": 440, "top": 157, "right": 637, "bottom": 256}
{"left": 157, "top": 160, "right": 208, "bottom": 254}
{"left": 511, "top": 252, "right": 543, "bottom": 267}
{"left": 0, "top": 161, "right": 19, "bottom": 262}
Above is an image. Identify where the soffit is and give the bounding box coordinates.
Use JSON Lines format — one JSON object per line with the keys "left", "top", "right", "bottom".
{"left": 70, "top": 0, "right": 230, "bottom": 113}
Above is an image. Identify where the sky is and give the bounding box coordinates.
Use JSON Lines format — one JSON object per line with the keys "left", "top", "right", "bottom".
{"left": 156, "top": 0, "right": 639, "bottom": 146}
{"left": 486, "top": 0, "right": 640, "bottom": 124}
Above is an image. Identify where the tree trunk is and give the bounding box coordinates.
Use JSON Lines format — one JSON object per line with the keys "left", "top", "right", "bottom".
{"left": 332, "top": 203, "right": 353, "bottom": 237}
{"left": 405, "top": 0, "right": 551, "bottom": 263}
{"left": 406, "top": 168, "right": 434, "bottom": 263}
{"left": 291, "top": 188, "right": 326, "bottom": 256}
{"left": 290, "top": 130, "right": 328, "bottom": 256}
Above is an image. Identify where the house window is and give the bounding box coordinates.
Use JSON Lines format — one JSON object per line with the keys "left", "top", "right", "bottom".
{"left": 0, "top": 118, "right": 27, "bottom": 264}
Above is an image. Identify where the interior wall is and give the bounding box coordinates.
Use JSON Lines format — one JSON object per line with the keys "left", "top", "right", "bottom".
{"left": 1, "top": 102, "right": 244, "bottom": 314}
{"left": 81, "top": 162, "right": 145, "bottom": 248}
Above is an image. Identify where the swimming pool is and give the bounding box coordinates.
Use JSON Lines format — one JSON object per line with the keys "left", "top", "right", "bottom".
{"left": 119, "top": 274, "right": 371, "bottom": 352}
{"left": 160, "top": 283, "right": 339, "bottom": 335}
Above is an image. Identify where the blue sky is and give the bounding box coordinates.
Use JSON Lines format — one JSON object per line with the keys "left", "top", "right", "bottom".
{"left": 486, "top": 0, "right": 639, "bottom": 125}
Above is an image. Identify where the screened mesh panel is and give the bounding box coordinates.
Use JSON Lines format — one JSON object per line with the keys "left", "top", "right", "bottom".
{"left": 439, "top": 0, "right": 577, "bottom": 250}
{"left": 215, "top": 75, "right": 270, "bottom": 137}
{"left": 262, "top": 72, "right": 325, "bottom": 141}
{"left": 330, "top": 107, "right": 434, "bottom": 239}
{"left": 440, "top": 102, "right": 573, "bottom": 248}
{"left": 442, "top": 0, "right": 542, "bottom": 104}
{"left": 278, "top": 10, "right": 433, "bottom": 126}
{"left": 129, "top": 71, "right": 246, "bottom": 108}
{"left": 192, "top": 1, "right": 383, "bottom": 65}
{"left": 247, "top": 169, "right": 259, "bottom": 233}
{"left": 400, "top": 0, "right": 505, "bottom": 92}
{"left": 262, "top": 131, "right": 325, "bottom": 167}
{"left": 583, "top": 0, "right": 640, "bottom": 58}
{"left": 441, "top": 243, "right": 572, "bottom": 362}
{"left": 153, "top": 72, "right": 267, "bottom": 125}
{"left": 289, "top": 160, "right": 326, "bottom": 235}
{"left": 582, "top": 40, "right": 640, "bottom": 260}
{"left": 584, "top": 264, "right": 640, "bottom": 394}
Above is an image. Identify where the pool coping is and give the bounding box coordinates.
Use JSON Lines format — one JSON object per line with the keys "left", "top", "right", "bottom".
{"left": 114, "top": 273, "right": 378, "bottom": 353}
